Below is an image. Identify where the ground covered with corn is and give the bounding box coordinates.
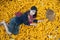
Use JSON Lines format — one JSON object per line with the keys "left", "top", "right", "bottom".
{"left": 0, "top": 0, "right": 60, "bottom": 40}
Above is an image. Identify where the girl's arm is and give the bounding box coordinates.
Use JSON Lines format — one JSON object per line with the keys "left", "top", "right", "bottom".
{"left": 30, "top": 23, "right": 37, "bottom": 26}
{"left": 37, "top": 20, "right": 44, "bottom": 23}
{"left": 30, "top": 19, "right": 44, "bottom": 26}
{"left": 33, "top": 19, "right": 44, "bottom": 23}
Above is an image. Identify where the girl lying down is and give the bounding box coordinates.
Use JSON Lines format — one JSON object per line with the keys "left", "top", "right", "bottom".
{"left": 0, "top": 6, "right": 43, "bottom": 35}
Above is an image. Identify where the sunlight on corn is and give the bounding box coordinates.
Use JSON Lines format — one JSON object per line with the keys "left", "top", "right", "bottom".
{"left": 0, "top": 0, "right": 60, "bottom": 40}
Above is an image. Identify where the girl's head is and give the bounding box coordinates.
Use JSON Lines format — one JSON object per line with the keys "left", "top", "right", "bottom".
{"left": 30, "top": 6, "right": 37, "bottom": 18}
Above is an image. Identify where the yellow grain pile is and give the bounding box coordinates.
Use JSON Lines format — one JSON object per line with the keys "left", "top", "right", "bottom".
{"left": 0, "top": 0, "right": 60, "bottom": 40}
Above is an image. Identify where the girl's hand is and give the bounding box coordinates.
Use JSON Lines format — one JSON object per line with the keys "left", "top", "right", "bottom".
{"left": 30, "top": 23, "right": 37, "bottom": 26}
{"left": 38, "top": 19, "right": 45, "bottom": 23}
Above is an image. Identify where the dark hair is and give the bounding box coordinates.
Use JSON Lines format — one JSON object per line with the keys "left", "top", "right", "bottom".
{"left": 31, "top": 6, "right": 37, "bottom": 11}
{"left": 31, "top": 6, "right": 37, "bottom": 18}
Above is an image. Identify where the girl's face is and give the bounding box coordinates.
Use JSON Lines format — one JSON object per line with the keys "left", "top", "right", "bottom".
{"left": 30, "top": 10, "right": 36, "bottom": 16}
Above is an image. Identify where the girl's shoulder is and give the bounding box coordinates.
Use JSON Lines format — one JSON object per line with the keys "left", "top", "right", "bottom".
{"left": 24, "top": 11, "right": 30, "bottom": 15}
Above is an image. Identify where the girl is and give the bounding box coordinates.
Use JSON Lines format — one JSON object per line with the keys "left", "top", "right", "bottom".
{"left": 0, "top": 6, "right": 43, "bottom": 35}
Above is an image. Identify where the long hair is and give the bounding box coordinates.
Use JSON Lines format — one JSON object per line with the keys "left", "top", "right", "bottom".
{"left": 24, "top": 6, "right": 37, "bottom": 18}
{"left": 33, "top": 11, "right": 37, "bottom": 18}
{"left": 31, "top": 6, "right": 37, "bottom": 18}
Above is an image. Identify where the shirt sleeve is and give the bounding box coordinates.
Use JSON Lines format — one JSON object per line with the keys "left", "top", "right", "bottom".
{"left": 22, "top": 14, "right": 30, "bottom": 25}
{"left": 33, "top": 19, "right": 38, "bottom": 23}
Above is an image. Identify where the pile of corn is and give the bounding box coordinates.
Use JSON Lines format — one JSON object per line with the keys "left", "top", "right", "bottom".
{"left": 0, "top": 0, "right": 60, "bottom": 40}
